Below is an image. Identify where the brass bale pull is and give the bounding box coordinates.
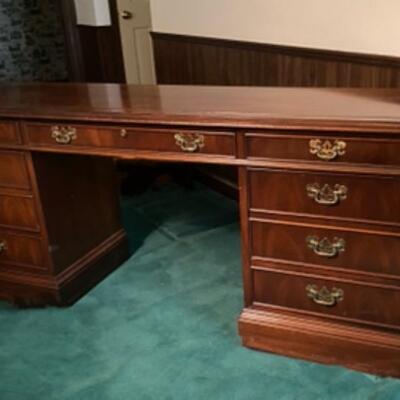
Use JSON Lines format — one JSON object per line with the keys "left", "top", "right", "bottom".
{"left": 0, "top": 240, "right": 7, "bottom": 254}
{"left": 306, "top": 284, "right": 344, "bottom": 307}
{"left": 309, "top": 139, "right": 346, "bottom": 161}
{"left": 51, "top": 126, "right": 77, "bottom": 145}
{"left": 174, "top": 132, "right": 205, "bottom": 153}
{"left": 306, "top": 183, "right": 348, "bottom": 206}
{"left": 306, "top": 235, "right": 345, "bottom": 258}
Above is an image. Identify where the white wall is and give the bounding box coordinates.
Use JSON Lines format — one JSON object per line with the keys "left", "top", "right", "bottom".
{"left": 150, "top": 0, "right": 400, "bottom": 57}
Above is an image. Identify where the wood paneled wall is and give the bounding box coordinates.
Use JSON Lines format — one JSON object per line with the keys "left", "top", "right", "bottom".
{"left": 60, "top": 0, "right": 125, "bottom": 83}
{"left": 152, "top": 32, "right": 400, "bottom": 87}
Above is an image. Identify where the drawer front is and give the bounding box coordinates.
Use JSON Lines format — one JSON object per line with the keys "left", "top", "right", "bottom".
{"left": 0, "top": 151, "right": 30, "bottom": 190}
{"left": 246, "top": 133, "right": 400, "bottom": 166}
{"left": 249, "top": 169, "right": 400, "bottom": 225}
{"left": 24, "top": 124, "right": 236, "bottom": 157}
{"left": 0, "top": 231, "right": 46, "bottom": 270}
{"left": 0, "top": 194, "right": 39, "bottom": 230}
{"left": 252, "top": 220, "right": 400, "bottom": 277}
{"left": 253, "top": 269, "right": 400, "bottom": 328}
{"left": 0, "top": 122, "right": 19, "bottom": 145}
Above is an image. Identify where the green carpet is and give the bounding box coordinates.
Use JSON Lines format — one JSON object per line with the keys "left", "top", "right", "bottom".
{"left": 1, "top": 183, "right": 399, "bottom": 400}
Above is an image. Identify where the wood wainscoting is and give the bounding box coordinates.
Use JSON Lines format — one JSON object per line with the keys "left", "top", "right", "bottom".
{"left": 59, "top": 0, "right": 125, "bottom": 83}
{"left": 152, "top": 32, "right": 400, "bottom": 194}
{"left": 152, "top": 32, "right": 400, "bottom": 87}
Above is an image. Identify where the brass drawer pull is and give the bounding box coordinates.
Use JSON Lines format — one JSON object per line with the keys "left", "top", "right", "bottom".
{"left": 306, "top": 183, "right": 348, "bottom": 206}
{"left": 174, "top": 132, "right": 205, "bottom": 152}
{"left": 306, "top": 235, "right": 345, "bottom": 258}
{"left": 309, "top": 139, "right": 346, "bottom": 161}
{"left": 306, "top": 284, "right": 344, "bottom": 307}
{"left": 51, "top": 126, "right": 77, "bottom": 145}
{"left": 0, "top": 240, "right": 7, "bottom": 254}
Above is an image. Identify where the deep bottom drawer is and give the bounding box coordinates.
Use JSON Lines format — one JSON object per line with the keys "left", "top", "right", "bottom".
{"left": 253, "top": 269, "right": 400, "bottom": 329}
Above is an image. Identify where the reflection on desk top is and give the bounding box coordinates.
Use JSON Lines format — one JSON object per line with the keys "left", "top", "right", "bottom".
{"left": 0, "top": 83, "right": 400, "bottom": 132}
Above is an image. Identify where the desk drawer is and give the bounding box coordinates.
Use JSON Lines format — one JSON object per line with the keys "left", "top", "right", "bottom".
{"left": 0, "top": 151, "right": 31, "bottom": 190}
{"left": 0, "top": 231, "right": 46, "bottom": 270}
{"left": 253, "top": 269, "right": 400, "bottom": 328}
{"left": 0, "top": 122, "right": 19, "bottom": 145}
{"left": 0, "top": 194, "right": 39, "bottom": 231}
{"left": 249, "top": 169, "right": 400, "bottom": 225}
{"left": 246, "top": 132, "right": 400, "bottom": 166}
{"left": 24, "top": 123, "right": 236, "bottom": 157}
{"left": 252, "top": 220, "right": 400, "bottom": 277}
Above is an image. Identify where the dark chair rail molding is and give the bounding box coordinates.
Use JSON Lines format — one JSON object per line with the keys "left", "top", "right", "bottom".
{"left": 152, "top": 32, "right": 400, "bottom": 87}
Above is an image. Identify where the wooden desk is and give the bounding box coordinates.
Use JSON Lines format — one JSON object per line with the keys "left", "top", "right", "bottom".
{"left": 1, "top": 84, "right": 400, "bottom": 377}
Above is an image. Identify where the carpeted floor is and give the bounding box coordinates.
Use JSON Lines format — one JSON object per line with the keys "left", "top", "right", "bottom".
{"left": 1, "top": 183, "right": 399, "bottom": 400}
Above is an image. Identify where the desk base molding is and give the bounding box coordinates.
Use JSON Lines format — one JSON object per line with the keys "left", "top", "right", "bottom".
{"left": 0, "top": 231, "right": 129, "bottom": 307}
{"left": 238, "top": 308, "right": 400, "bottom": 378}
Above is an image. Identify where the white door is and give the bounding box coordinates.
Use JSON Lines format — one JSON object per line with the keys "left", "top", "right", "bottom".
{"left": 116, "top": 0, "right": 156, "bottom": 84}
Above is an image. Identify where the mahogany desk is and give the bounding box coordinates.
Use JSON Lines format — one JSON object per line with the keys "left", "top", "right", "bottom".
{"left": 1, "top": 84, "right": 400, "bottom": 377}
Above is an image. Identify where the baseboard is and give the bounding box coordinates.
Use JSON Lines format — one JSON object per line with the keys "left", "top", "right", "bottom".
{"left": 238, "top": 308, "right": 400, "bottom": 377}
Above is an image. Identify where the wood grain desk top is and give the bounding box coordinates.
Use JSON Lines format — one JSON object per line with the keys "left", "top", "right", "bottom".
{"left": 1, "top": 83, "right": 400, "bottom": 132}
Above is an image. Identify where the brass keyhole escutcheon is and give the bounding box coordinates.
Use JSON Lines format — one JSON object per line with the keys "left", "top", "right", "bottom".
{"left": 120, "top": 129, "right": 128, "bottom": 138}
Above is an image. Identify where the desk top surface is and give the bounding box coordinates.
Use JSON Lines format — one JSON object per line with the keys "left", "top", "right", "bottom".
{"left": 1, "top": 83, "right": 400, "bottom": 132}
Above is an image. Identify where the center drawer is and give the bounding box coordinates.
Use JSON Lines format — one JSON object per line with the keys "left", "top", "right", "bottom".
{"left": 24, "top": 123, "right": 236, "bottom": 157}
{"left": 249, "top": 168, "right": 400, "bottom": 225}
{"left": 253, "top": 269, "right": 400, "bottom": 329}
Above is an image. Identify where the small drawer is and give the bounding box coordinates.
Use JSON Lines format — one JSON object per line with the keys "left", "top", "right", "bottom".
{"left": 251, "top": 219, "right": 400, "bottom": 278}
{"left": 0, "top": 194, "right": 39, "bottom": 231}
{"left": 246, "top": 132, "right": 400, "bottom": 166}
{"left": 249, "top": 169, "right": 400, "bottom": 225}
{"left": 0, "top": 151, "right": 31, "bottom": 190}
{"left": 0, "top": 122, "right": 20, "bottom": 145}
{"left": 0, "top": 231, "right": 46, "bottom": 271}
{"left": 24, "top": 123, "right": 236, "bottom": 157}
{"left": 253, "top": 269, "right": 400, "bottom": 328}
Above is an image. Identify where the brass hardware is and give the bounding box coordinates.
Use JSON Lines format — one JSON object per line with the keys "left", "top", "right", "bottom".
{"left": 120, "top": 129, "right": 128, "bottom": 138}
{"left": 0, "top": 241, "right": 7, "bottom": 254}
{"left": 174, "top": 132, "right": 205, "bottom": 153}
{"left": 120, "top": 10, "right": 133, "bottom": 19}
{"left": 309, "top": 139, "right": 346, "bottom": 161}
{"left": 306, "top": 284, "right": 344, "bottom": 307}
{"left": 306, "top": 183, "right": 348, "bottom": 206}
{"left": 306, "top": 235, "right": 346, "bottom": 258}
{"left": 51, "top": 126, "right": 77, "bottom": 145}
